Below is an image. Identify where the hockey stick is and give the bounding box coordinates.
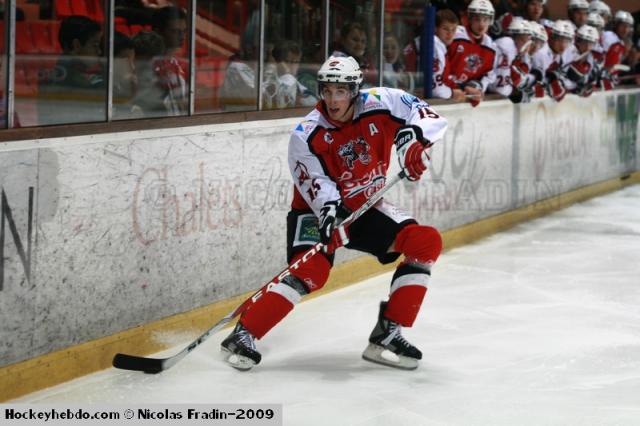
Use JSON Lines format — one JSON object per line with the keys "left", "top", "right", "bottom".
{"left": 112, "top": 170, "right": 407, "bottom": 373}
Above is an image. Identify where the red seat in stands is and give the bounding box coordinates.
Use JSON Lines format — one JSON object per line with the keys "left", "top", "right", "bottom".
{"left": 54, "top": 0, "right": 73, "bottom": 19}
{"left": 16, "top": 22, "right": 35, "bottom": 54}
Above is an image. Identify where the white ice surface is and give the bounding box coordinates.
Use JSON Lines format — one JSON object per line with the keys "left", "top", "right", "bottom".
{"left": 14, "top": 184, "right": 640, "bottom": 425}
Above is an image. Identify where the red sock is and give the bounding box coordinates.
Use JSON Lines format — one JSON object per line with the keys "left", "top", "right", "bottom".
{"left": 385, "top": 224, "right": 442, "bottom": 326}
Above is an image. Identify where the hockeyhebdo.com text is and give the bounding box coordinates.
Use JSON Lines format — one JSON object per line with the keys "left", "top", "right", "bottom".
{"left": 1, "top": 404, "right": 283, "bottom": 425}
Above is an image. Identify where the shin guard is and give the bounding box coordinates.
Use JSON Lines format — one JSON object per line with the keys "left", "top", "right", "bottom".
{"left": 240, "top": 252, "right": 331, "bottom": 339}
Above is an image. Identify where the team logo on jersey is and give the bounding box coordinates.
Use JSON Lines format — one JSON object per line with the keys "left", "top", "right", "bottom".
{"left": 294, "top": 161, "right": 311, "bottom": 185}
{"left": 338, "top": 137, "right": 371, "bottom": 170}
{"left": 457, "top": 45, "right": 465, "bottom": 53}
{"left": 433, "top": 58, "right": 440, "bottom": 72}
{"left": 464, "top": 54, "right": 484, "bottom": 74}
{"left": 323, "top": 131, "right": 334, "bottom": 144}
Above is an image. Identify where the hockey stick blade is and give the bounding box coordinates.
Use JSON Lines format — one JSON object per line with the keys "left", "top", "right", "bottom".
{"left": 112, "top": 170, "right": 406, "bottom": 373}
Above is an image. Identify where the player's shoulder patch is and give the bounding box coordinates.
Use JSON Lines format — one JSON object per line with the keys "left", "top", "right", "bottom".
{"left": 293, "top": 120, "right": 316, "bottom": 135}
{"left": 360, "top": 88, "right": 385, "bottom": 112}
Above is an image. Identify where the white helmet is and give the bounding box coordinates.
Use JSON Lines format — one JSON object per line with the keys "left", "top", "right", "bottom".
{"left": 508, "top": 18, "right": 533, "bottom": 36}
{"left": 613, "top": 10, "right": 634, "bottom": 26}
{"left": 576, "top": 25, "right": 599, "bottom": 43}
{"left": 588, "top": 1, "right": 611, "bottom": 18}
{"left": 531, "top": 22, "right": 549, "bottom": 42}
{"left": 551, "top": 20, "right": 575, "bottom": 40}
{"left": 317, "top": 56, "right": 363, "bottom": 86}
{"left": 568, "top": 0, "right": 589, "bottom": 11}
{"left": 467, "top": 0, "right": 495, "bottom": 19}
{"left": 587, "top": 12, "right": 605, "bottom": 30}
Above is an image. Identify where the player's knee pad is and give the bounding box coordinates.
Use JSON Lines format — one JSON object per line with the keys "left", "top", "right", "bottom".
{"left": 240, "top": 253, "right": 330, "bottom": 338}
{"left": 288, "top": 250, "right": 331, "bottom": 293}
{"left": 394, "top": 224, "right": 443, "bottom": 266}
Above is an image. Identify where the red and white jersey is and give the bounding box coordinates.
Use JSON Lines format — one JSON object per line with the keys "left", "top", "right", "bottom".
{"left": 563, "top": 46, "right": 597, "bottom": 91}
{"left": 432, "top": 36, "right": 453, "bottom": 99}
{"left": 488, "top": 36, "right": 522, "bottom": 97}
{"left": 532, "top": 43, "right": 573, "bottom": 75}
{"left": 289, "top": 88, "right": 448, "bottom": 216}
{"left": 446, "top": 25, "right": 498, "bottom": 92}
{"left": 602, "top": 31, "right": 625, "bottom": 69}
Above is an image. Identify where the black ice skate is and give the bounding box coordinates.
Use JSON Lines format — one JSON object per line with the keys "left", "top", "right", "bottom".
{"left": 362, "top": 302, "right": 422, "bottom": 370}
{"left": 221, "top": 322, "right": 261, "bottom": 371}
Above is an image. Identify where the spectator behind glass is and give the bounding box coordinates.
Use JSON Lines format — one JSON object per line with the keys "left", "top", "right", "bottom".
{"left": 332, "top": 22, "right": 377, "bottom": 87}
{"left": 263, "top": 40, "right": 317, "bottom": 109}
{"left": 39, "top": 15, "right": 106, "bottom": 125}
{"left": 382, "top": 33, "right": 413, "bottom": 91}
{"left": 219, "top": 35, "right": 259, "bottom": 111}
{"left": 113, "top": 31, "right": 138, "bottom": 118}
{"left": 151, "top": 6, "right": 188, "bottom": 115}
{"left": 130, "top": 30, "right": 166, "bottom": 117}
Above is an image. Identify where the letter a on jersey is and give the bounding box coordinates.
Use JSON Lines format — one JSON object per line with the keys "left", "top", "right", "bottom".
{"left": 369, "top": 123, "right": 379, "bottom": 136}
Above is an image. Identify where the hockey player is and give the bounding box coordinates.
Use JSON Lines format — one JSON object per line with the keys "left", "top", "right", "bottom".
{"left": 488, "top": 18, "right": 533, "bottom": 101}
{"left": 588, "top": 1, "right": 612, "bottom": 27}
{"left": 445, "top": 0, "right": 498, "bottom": 107}
{"left": 564, "top": 25, "right": 600, "bottom": 97}
{"left": 586, "top": 12, "right": 606, "bottom": 65}
{"left": 221, "top": 56, "right": 448, "bottom": 371}
{"left": 601, "top": 11, "right": 634, "bottom": 90}
{"left": 532, "top": 20, "right": 575, "bottom": 102}
{"left": 527, "top": 21, "right": 550, "bottom": 98}
{"left": 490, "top": 0, "right": 547, "bottom": 39}
{"left": 567, "top": 0, "right": 590, "bottom": 30}
{"left": 432, "top": 9, "right": 466, "bottom": 101}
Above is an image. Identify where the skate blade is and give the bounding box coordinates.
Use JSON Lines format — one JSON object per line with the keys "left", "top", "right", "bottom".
{"left": 221, "top": 347, "right": 256, "bottom": 371}
{"left": 362, "top": 343, "right": 419, "bottom": 370}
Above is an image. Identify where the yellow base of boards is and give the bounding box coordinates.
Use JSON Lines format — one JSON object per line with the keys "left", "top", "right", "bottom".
{"left": 1, "top": 172, "right": 638, "bottom": 402}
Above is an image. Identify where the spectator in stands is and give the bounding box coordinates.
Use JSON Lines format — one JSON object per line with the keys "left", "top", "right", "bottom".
{"left": 150, "top": 6, "right": 188, "bottom": 115}
{"left": 113, "top": 32, "right": 138, "bottom": 118}
{"left": 130, "top": 30, "right": 166, "bottom": 117}
{"left": 263, "top": 40, "right": 316, "bottom": 109}
{"left": 56, "top": 15, "right": 105, "bottom": 89}
{"left": 431, "top": 9, "right": 465, "bottom": 101}
{"left": 37, "top": 15, "right": 106, "bottom": 125}
{"left": 382, "top": 33, "right": 413, "bottom": 91}
{"left": 219, "top": 34, "right": 259, "bottom": 111}
{"left": 332, "top": 22, "right": 377, "bottom": 87}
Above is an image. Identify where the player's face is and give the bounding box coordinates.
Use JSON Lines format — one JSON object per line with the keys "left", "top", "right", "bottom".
{"left": 514, "top": 34, "right": 532, "bottom": 52}
{"left": 550, "top": 36, "right": 571, "bottom": 54}
{"left": 526, "top": 1, "right": 544, "bottom": 21}
{"left": 436, "top": 21, "right": 458, "bottom": 46}
{"left": 575, "top": 39, "right": 595, "bottom": 54}
{"left": 570, "top": 10, "right": 588, "bottom": 27}
{"left": 320, "top": 83, "right": 354, "bottom": 122}
{"left": 615, "top": 22, "right": 632, "bottom": 40}
{"left": 531, "top": 38, "right": 545, "bottom": 54}
{"left": 469, "top": 14, "right": 491, "bottom": 37}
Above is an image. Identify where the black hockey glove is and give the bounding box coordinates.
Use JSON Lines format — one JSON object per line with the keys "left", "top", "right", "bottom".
{"left": 318, "top": 200, "right": 351, "bottom": 253}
